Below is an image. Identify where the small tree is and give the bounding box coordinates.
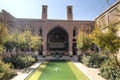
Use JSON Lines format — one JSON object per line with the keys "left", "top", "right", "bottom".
{"left": 4, "top": 30, "right": 42, "bottom": 54}
{"left": 18, "top": 31, "right": 32, "bottom": 51}
{"left": 90, "top": 23, "right": 120, "bottom": 67}
{"left": 4, "top": 33, "right": 16, "bottom": 53}
{"left": 20, "top": 31, "right": 42, "bottom": 53}
{"left": 0, "top": 23, "right": 8, "bottom": 54}
{"left": 76, "top": 31, "right": 92, "bottom": 54}
{"left": 0, "top": 23, "right": 8, "bottom": 45}
{"left": 30, "top": 36, "right": 42, "bottom": 54}
{"left": 4, "top": 30, "right": 21, "bottom": 55}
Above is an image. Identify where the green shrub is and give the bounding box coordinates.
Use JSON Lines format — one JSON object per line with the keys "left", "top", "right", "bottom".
{"left": 81, "top": 53, "right": 108, "bottom": 68}
{"left": 89, "top": 53, "right": 108, "bottom": 68}
{"left": 100, "top": 59, "right": 120, "bottom": 80}
{"left": 0, "top": 60, "right": 16, "bottom": 80}
{"left": 3, "top": 54, "right": 37, "bottom": 69}
{"left": 78, "top": 54, "right": 83, "bottom": 62}
{"left": 82, "top": 55, "right": 91, "bottom": 66}
{"left": 0, "top": 45, "right": 4, "bottom": 54}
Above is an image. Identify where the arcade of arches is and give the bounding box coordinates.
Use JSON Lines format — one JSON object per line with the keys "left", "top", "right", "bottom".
{"left": 40, "top": 24, "right": 94, "bottom": 56}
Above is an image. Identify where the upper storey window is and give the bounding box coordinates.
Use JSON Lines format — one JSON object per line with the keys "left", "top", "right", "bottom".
{"left": 73, "top": 26, "right": 77, "bottom": 37}
{"left": 69, "top": 8, "right": 72, "bottom": 14}
{"left": 39, "top": 28, "right": 42, "bottom": 37}
{"left": 43, "top": 8, "right": 46, "bottom": 13}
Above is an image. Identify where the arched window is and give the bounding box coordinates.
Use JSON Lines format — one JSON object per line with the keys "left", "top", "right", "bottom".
{"left": 73, "top": 26, "right": 77, "bottom": 37}
{"left": 39, "top": 28, "right": 42, "bottom": 36}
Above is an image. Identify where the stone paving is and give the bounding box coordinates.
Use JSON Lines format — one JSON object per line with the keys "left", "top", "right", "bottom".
{"left": 73, "top": 61, "right": 106, "bottom": 80}
{"left": 11, "top": 56, "right": 106, "bottom": 80}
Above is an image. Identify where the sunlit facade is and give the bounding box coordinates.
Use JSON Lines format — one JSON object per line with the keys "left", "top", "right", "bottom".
{"left": 0, "top": 0, "right": 119, "bottom": 56}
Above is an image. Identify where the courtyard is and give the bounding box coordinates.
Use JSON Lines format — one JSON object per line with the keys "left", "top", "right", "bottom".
{"left": 12, "top": 56, "right": 105, "bottom": 80}
{"left": 0, "top": 0, "right": 120, "bottom": 80}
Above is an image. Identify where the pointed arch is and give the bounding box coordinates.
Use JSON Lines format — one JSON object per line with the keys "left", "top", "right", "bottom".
{"left": 47, "top": 26, "right": 69, "bottom": 51}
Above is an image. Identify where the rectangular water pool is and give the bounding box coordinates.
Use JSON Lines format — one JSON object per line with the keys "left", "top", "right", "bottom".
{"left": 26, "top": 60, "right": 90, "bottom": 80}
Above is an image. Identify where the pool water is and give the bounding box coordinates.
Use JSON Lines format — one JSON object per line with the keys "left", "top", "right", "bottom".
{"left": 38, "top": 60, "right": 77, "bottom": 80}
{"left": 26, "top": 60, "right": 90, "bottom": 80}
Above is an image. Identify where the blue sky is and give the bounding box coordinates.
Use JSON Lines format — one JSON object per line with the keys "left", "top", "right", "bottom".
{"left": 0, "top": 0, "right": 116, "bottom": 20}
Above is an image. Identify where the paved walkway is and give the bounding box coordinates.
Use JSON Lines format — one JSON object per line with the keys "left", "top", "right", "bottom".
{"left": 11, "top": 56, "right": 106, "bottom": 80}
{"left": 73, "top": 61, "right": 106, "bottom": 80}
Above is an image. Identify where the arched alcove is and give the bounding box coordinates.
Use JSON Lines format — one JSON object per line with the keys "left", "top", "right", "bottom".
{"left": 47, "top": 27, "right": 68, "bottom": 52}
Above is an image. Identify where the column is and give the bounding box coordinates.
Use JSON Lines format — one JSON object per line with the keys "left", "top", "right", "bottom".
{"left": 69, "top": 33, "right": 73, "bottom": 56}
{"left": 42, "top": 28, "right": 47, "bottom": 56}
